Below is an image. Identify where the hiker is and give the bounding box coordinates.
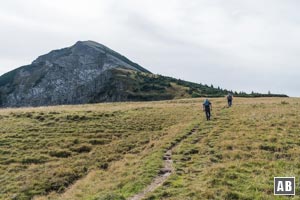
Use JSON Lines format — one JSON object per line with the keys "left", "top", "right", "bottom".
{"left": 203, "top": 99, "right": 212, "bottom": 121}
{"left": 227, "top": 93, "right": 233, "bottom": 107}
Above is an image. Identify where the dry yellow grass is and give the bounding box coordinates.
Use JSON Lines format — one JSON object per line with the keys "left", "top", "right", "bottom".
{"left": 1, "top": 97, "right": 300, "bottom": 200}
{"left": 147, "top": 97, "right": 300, "bottom": 200}
{"left": 0, "top": 98, "right": 200, "bottom": 200}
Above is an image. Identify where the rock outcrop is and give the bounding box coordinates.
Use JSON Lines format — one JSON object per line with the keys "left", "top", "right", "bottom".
{"left": 0, "top": 41, "right": 150, "bottom": 107}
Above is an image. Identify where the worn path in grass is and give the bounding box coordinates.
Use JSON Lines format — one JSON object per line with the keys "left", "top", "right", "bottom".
{"left": 128, "top": 125, "right": 200, "bottom": 200}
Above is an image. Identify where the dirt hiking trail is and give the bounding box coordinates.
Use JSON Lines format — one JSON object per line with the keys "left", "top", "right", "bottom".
{"left": 128, "top": 125, "right": 199, "bottom": 200}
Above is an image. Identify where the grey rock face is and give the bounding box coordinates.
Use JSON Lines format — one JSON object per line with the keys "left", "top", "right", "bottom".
{"left": 0, "top": 41, "right": 151, "bottom": 107}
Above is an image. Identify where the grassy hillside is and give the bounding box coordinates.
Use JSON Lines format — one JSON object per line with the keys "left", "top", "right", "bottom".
{"left": 101, "top": 68, "right": 287, "bottom": 103}
{"left": 1, "top": 97, "right": 299, "bottom": 200}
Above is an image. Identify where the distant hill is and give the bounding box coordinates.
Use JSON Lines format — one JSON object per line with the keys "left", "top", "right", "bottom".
{"left": 0, "top": 41, "right": 287, "bottom": 107}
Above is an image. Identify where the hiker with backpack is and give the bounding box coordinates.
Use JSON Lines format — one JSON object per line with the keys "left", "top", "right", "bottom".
{"left": 203, "top": 99, "right": 212, "bottom": 121}
{"left": 227, "top": 93, "right": 233, "bottom": 107}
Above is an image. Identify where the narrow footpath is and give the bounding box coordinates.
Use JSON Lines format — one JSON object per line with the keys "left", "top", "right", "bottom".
{"left": 128, "top": 125, "right": 199, "bottom": 200}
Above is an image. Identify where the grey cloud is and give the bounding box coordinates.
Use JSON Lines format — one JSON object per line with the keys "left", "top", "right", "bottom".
{"left": 0, "top": 0, "right": 299, "bottom": 96}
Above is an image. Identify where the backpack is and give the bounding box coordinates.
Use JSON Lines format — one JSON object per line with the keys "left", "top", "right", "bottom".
{"left": 203, "top": 100, "right": 210, "bottom": 107}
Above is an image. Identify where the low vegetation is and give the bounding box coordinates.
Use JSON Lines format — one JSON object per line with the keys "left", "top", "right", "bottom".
{"left": 90, "top": 67, "right": 288, "bottom": 104}
{"left": 0, "top": 99, "right": 199, "bottom": 199}
{"left": 146, "top": 98, "right": 300, "bottom": 200}
{"left": 0, "top": 97, "right": 299, "bottom": 200}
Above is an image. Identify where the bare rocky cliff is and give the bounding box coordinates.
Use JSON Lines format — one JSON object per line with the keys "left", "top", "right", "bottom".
{"left": 0, "top": 41, "right": 150, "bottom": 107}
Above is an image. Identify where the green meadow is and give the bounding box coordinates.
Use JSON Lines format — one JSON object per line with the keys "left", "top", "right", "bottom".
{"left": 0, "top": 97, "right": 300, "bottom": 200}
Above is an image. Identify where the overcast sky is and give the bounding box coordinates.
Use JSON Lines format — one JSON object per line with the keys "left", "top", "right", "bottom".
{"left": 0, "top": 0, "right": 299, "bottom": 96}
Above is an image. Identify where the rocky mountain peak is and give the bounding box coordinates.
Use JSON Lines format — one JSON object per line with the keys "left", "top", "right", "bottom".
{"left": 31, "top": 40, "right": 150, "bottom": 73}
{"left": 0, "top": 41, "right": 152, "bottom": 107}
{"left": 74, "top": 40, "right": 108, "bottom": 50}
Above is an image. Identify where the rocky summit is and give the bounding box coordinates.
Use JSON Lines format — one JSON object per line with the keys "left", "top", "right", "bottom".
{"left": 0, "top": 41, "right": 152, "bottom": 107}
